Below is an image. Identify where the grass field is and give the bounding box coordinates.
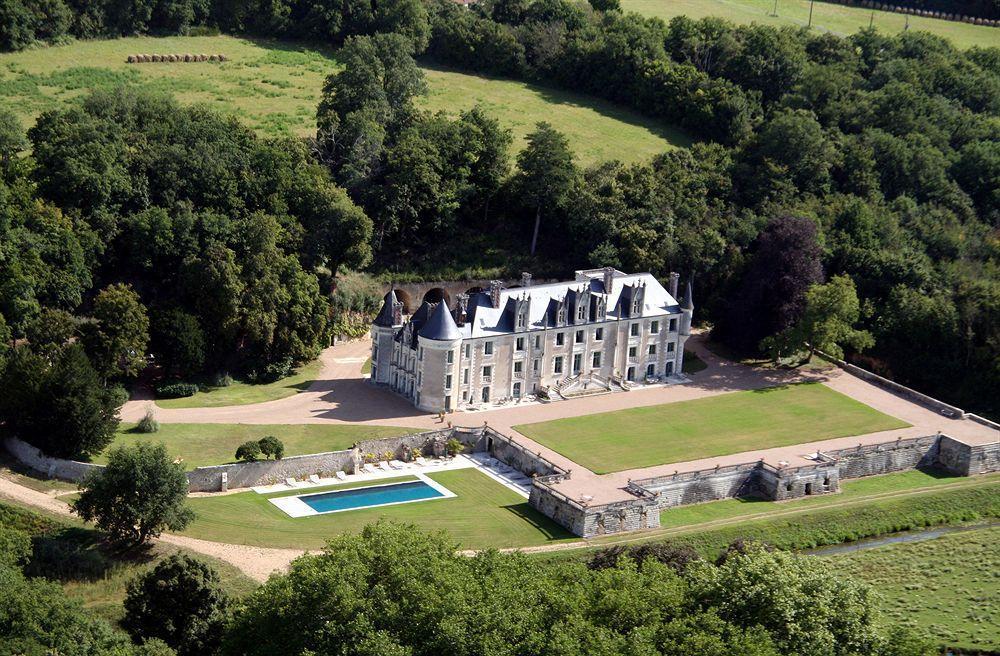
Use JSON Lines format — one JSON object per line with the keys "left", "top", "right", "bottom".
{"left": 182, "top": 468, "right": 574, "bottom": 549}
{"left": 0, "top": 35, "right": 688, "bottom": 165}
{"left": 99, "top": 423, "right": 417, "bottom": 469}
{"left": 827, "top": 525, "right": 1000, "bottom": 650}
{"left": 622, "top": 0, "right": 999, "bottom": 49}
{"left": 515, "top": 382, "right": 909, "bottom": 473}
{"left": 0, "top": 501, "right": 258, "bottom": 625}
{"left": 156, "top": 359, "right": 322, "bottom": 408}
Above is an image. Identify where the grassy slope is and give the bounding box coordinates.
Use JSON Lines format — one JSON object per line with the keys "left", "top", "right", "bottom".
{"left": 515, "top": 382, "right": 909, "bottom": 473}
{"left": 827, "top": 526, "right": 1000, "bottom": 650}
{"left": 0, "top": 35, "right": 687, "bottom": 165}
{"left": 182, "top": 468, "right": 574, "bottom": 549}
{"left": 0, "top": 501, "right": 258, "bottom": 625}
{"left": 622, "top": 0, "right": 999, "bottom": 49}
{"left": 99, "top": 423, "right": 418, "bottom": 469}
{"left": 156, "top": 359, "right": 322, "bottom": 408}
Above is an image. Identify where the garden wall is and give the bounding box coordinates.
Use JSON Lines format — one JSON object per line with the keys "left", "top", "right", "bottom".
{"left": 3, "top": 437, "right": 103, "bottom": 482}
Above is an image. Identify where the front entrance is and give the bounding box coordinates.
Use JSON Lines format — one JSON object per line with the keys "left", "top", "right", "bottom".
{"left": 482, "top": 386, "right": 490, "bottom": 403}
{"left": 646, "top": 363, "right": 655, "bottom": 378}
{"left": 627, "top": 366, "right": 635, "bottom": 381}
{"left": 445, "top": 395, "right": 451, "bottom": 411}
{"left": 665, "top": 361, "right": 674, "bottom": 375}
{"left": 513, "top": 382, "right": 522, "bottom": 398}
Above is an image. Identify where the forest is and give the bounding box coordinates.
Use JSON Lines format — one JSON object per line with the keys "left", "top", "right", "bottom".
{"left": 0, "top": 0, "right": 998, "bottom": 465}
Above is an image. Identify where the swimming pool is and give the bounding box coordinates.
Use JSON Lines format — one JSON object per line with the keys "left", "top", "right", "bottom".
{"left": 269, "top": 476, "right": 455, "bottom": 517}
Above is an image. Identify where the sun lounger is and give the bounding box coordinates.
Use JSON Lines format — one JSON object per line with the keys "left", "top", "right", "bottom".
{"left": 362, "top": 463, "right": 377, "bottom": 474}
{"left": 308, "top": 474, "right": 321, "bottom": 484}
{"left": 285, "top": 478, "right": 297, "bottom": 487}
{"left": 336, "top": 471, "right": 348, "bottom": 481}
{"left": 389, "top": 460, "right": 406, "bottom": 470}
{"left": 414, "top": 456, "right": 427, "bottom": 466}
{"left": 378, "top": 461, "right": 392, "bottom": 472}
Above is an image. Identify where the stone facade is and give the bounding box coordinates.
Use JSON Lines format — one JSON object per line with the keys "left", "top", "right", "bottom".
{"left": 372, "top": 269, "right": 694, "bottom": 413}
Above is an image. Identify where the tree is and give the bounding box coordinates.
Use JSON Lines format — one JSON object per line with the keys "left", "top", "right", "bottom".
{"left": 83, "top": 283, "right": 150, "bottom": 380}
{"left": 74, "top": 442, "right": 194, "bottom": 547}
{"left": 514, "top": 122, "right": 577, "bottom": 254}
{"left": 25, "top": 307, "right": 77, "bottom": 359}
{"left": 761, "top": 274, "right": 874, "bottom": 364}
{"left": 123, "top": 554, "right": 230, "bottom": 656}
{"left": 150, "top": 308, "right": 205, "bottom": 378}
{"left": 714, "top": 215, "right": 823, "bottom": 355}
{"left": 0, "top": 106, "right": 27, "bottom": 165}
{"left": 235, "top": 441, "right": 262, "bottom": 462}
{"left": 257, "top": 435, "right": 284, "bottom": 460}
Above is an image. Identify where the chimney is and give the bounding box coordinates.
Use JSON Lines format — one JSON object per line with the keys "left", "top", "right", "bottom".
{"left": 602, "top": 267, "right": 615, "bottom": 296}
{"left": 521, "top": 271, "right": 533, "bottom": 288}
{"left": 489, "top": 280, "right": 503, "bottom": 308}
{"left": 391, "top": 300, "right": 403, "bottom": 326}
{"left": 668, "top": 272, "right": 680, "bottom": 299}
{"left": 455, "top": 293, "right": 469, "bottom": 326}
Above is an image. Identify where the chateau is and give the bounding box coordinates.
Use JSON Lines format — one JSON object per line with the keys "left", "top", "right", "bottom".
{"left": 370, "top": 268, "right": 693, "bottom": 413}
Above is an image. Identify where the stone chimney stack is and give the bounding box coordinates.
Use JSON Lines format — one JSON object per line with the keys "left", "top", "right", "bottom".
{"left": 602, "top": 267, "right": 615, "bottom": 296}
{"left": 521, "top": 271, "right": 533, "bottom": 288}
{"left": 668, "top": 272, "right": 680, "bottom": 299}
{"left": 490, "top": 280, "right": 503, "bottom": 308}
{"left": 455, "top": 293, "right": 469, "bottom": 326}
{"left": 391, "top": 300, "right": 403, "bottom": 326}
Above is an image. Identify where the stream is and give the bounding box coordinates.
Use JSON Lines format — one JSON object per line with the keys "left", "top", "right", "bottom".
{"left": 804, "top": 521, "right": 999, "bottom": 557}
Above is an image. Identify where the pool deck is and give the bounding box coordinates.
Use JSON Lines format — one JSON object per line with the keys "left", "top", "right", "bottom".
{"left": 269, "top": 473, "right": 457, "bottom": 518}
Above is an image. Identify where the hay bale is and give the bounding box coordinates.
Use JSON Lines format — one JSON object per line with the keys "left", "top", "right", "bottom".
{"left": 127, "top": 55, "right": 136, "bottom": 63}
{"left": 218, "top": 54, "right": 227, "bottom": 61}
{"left": 151, "top": 54, "right": 159, "bottom": 62}
{"left": 209, "top": 54, "right": 218, "bottom": 61}
{"left": 169, "top": 54, "right": 178, "bottom": 62}
{"left": 199, "top": 53, "right": 207, "bottom": 61}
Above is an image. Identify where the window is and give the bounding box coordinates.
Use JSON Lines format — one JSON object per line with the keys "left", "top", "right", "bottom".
{"left": 556, "top": 332, "right": 565, "bottom": 346}
{"left": 417, "top": 372, "right": 422, "bottom": 385}
{"left": 462, "top": 391, "right": 468, "bottom": 401}
{"left": 517, "top": 309, "right": 527, "bottom": 328}
{"left": 446, "top": 350, "right": 454, "bottom": 364}
{"left": 416, "top": 391, "right": 420, "bottom": 404}
{"left": 573, "top": 353, "right": 582, "bottom": 373}
{"left": 445, "top": 374, "right": 452, "bottom": 390}
{"left": 669, "top": 318, "right": 677, "bottom": 332}
{"left": 484, "top": 341, "right": 494, "bottom": 355}
{"left": 463, "top": 368, "right": 469, "bottom": 384}
{"left": 628, "top": 346, "right": 637, "bottom": 358}
{"left": 553, "top": 356, "right": 563, "bottom": 374}
{"left": 514, "top": 360, "right": 523, "bottom": 374}
{"left": 577, "top": 302, "right": 586, "bottom": 321}
{"left": 665, "top": 362, "right": 674, "bottom": 375}
{"left": 533, "top": 359, "right": 540, "bottom": 373}
{"left": 632, "top": 297, "right": 641, "bottom": 315}
{"left": 646, "top": 363, "right": 655, "bottom": 377}
{"left": 482, "top": 387, "right": 490, "bottom": 403}
{"left": 419, "top": 347, "right": 424, "bottom": 361}
{"left": 648, "top": 344, "right": 656, "bottom": 356}
{"left": 534, "top": 335, "right": 541, "bottom": 349}
{"left": 516, "top": 337, "right": 525, "bottom": 351}
{"left": 482, "top": 365, "right": 492, "bottom": 380}
{"left": 513, "top": 382, "right": 522, "bottom": 398}
{"left": 667, "top": 342, "right": 675, "bottom": 353}
{"left": 630, "top": 323, "right": 640, "bottom": 337}
{"left": 594, "top": 327, "right": 603, "bottom": 341}
{"left": 651, "top": 320, "right": 659, "bottom": 334}
{"left": 575, "top": 330, "right": 583, "bottom": 344}
{"left": 464, "top": 344, "right": 471, "bottom": 358}
{"left": 592, "top": 351, "right": 601, "bottom": 368}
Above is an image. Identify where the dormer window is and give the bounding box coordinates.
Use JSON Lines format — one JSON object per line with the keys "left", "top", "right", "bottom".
{"left": 577, "top": 302, "right": 586, "bottom": 322}
{"left": 632, "top": 296, "right": 641, "bottom": 316}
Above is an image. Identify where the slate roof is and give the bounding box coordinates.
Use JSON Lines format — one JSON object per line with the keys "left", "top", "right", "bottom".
{"left": 373, "top": 290, "right": 398, "bottom": 327}
{"left": 418, "top": 300, "right": 462, "bottom": 341}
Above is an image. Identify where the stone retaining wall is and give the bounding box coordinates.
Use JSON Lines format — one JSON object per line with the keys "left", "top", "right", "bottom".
{"left": 3, "top": 437, "right": 102, "bottom": 482}
{"left": 823, "top": 435, "right": 942, "bottom": 478}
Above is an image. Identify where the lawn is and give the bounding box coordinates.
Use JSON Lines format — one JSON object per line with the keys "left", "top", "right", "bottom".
{"left": 182, "top": 468, "right": 574, "bottom": 550}
{"left": 156, "top": 359, "right": 322, "bottom": 408}
{"left": 99, "top": 423, "right": 417, "bottom": 469}
{"left": 515, "top": 382, "right": 910, "bottom": 473}
{"left": 0, "top": 34, "right": 688, "bottom": 165}
{"left": 826, "top": 525, "right": 1000, "bottom": 651}
{"left": 621, "top": 0, "right": 999, "bottom": 49}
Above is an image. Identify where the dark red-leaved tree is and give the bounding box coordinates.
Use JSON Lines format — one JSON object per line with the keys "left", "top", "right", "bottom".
{"left": 714, "top": 215, "right": 823, "bottom": 354}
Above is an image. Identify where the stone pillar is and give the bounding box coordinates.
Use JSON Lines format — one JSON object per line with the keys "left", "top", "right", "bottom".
{"left": 220, "top": 471, "right": 228, "bottom": 492}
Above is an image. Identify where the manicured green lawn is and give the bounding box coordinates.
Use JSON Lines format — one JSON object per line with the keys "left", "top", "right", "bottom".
{"left": 0, "top": 34, "right": 688, "bottom": 165}
{"left": 157, "top": 359, "right": 322, "bottom": 408}
{"left": 621, "top": 0, "right": 998, "bottom": 49}
{"left": 658, "top": 468, "right": 963, "bottom": 528}
{"left": 99, "top": 423, "right": 417, "bottom": 469}
{"left": 182, "top": 468, "right": 574, "bottom": 550}
{"left": 827, "top": 526, "right": 1000, "bottom": 651}
{"left": 515, "top": 382, "right": 910, "bottom": 473}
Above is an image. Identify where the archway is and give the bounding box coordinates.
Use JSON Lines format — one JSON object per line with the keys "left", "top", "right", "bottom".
{"left": 394, "top": 288, "right": 414, "bottom": 314}
{"left": 421, "top": 287, "right": 452, "bottom": 309}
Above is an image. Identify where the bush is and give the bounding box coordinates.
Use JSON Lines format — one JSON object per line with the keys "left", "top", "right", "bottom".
{"left": 245, "top": 358, "right": 293, "bottom": 384}
{"left": 257, "top": 436, "right": 284, "bottom": 460}
{"left": 445, "top": 437, "right": 464, "bottom": 456}
{"left": 135, "top": 407, "right": 159, "bottom": 433}
{"left": 211, "top": 372, "right": 233, "bottom": 388}
{"left": 235, "top": 441, "right": 261, "bottom": 463}
{"left": 156, "top": 382, "right": 198, "bottom": 399}
{"left": 123, "top": 554, "right": 230, "bottom": 656}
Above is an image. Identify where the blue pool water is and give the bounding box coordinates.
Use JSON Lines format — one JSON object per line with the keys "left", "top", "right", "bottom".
{"left": 299, "top": 480, "right": 445, "bottom": 514}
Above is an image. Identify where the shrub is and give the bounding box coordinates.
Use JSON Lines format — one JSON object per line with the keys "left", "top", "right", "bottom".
{"left": 445, "top": 437, "right": 464, "bottom": 456}
{"left": 245, "top": 358, "right": 293, "bottom": 384}
{"left": 257, "top": 436, "right": 284, "bottom": 460}
{"left": 211, "top": 372, "right": 233, "bottom": 388}
{"left": 235, "top": 441, "right": 261, "bottom": 463}
{"left": 123, "top": 554, "right": 230, "bottom": 656}
{"left": 135, "top": 407, "right": 159, "bottom": 433}
{"left": 156, "top": 382, "right": 198, "bottom": 398}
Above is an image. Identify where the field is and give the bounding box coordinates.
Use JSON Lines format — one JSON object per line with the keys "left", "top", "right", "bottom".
{"left": 0, "top": 35, "right": 688, "bottom": 165}
{"left": 156, "top": 359, "right": 322, "bottom": 408}
{"left": 515, "top": 382, "right": 909, "bottom": 473}
{"left": 622, "top": 0, "right": 999, "bottom": 49}
{"left": 182, "top": 468, "right": 574, "bottom": 549}
{"left": 99, "top": 423, "right": 417, "bottom": 469}
{"left": 0, "top": 501, "right": 258, "bottom": 625}
{"left": 827, "top": 525, "right": 1000, "bottom": 650}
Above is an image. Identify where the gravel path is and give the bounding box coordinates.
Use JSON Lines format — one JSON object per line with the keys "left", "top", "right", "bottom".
{"left": 0, "top": 476, "right": 304, "bottom": 582}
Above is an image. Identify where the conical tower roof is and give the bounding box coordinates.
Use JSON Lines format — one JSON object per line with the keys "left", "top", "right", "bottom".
{"left": 373, "top": 290, "right": 398, "bottom": 327}
{"left": 681, "top": 279, "right": 694, "bottom": 310}
{"left": 418, "top": 301, "right": 462, "bottom": 341}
